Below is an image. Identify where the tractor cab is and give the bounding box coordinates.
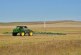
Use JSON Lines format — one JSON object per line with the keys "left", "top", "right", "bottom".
{"left": 17, "top": 26, "right": 27, "bottom": 28}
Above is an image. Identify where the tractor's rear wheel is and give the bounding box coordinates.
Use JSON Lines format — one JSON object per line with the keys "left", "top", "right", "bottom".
{"left": 20, "top": 32, "right": 25, "bottom": 36}
{"left": 28, "top": 32, "right": 33, "bottom": 36}
{"left": 12, "top": 33, "right": 17, "bottom": 36}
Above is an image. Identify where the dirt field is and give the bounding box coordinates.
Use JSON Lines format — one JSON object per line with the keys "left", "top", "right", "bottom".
{"left": 0, "top": 21, "right": 81, "bottom": 55}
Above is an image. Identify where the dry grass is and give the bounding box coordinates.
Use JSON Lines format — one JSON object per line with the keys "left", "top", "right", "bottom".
{"left": 0, "top": 34, "right": 81, "bottom": 55}
{"left": 0, "top": 40, "right": 81, "bottom": 55}
{"left": 0, "top": 27, "right": 81, "bottom": 34}
{"left": 0, "top": 21, "right": 81, "bottom": 55}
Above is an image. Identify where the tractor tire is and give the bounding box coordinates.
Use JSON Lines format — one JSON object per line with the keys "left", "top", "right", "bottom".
{"left": 12, "top": 33, "right": 17, "bottom": 36}
{"left": 28, "top": 32, "right": 33, "bottom": 36}
{"left": 20, "top": 32, "right": 25, "bottom": 36}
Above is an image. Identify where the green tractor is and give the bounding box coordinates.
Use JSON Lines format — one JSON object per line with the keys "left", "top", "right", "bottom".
{"left": 12, "top": 26, "right": 33, "bottom": 36}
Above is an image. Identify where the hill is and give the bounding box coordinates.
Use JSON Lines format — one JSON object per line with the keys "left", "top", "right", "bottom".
{"left": 0, "top": 20, "right": 81, "bottom": 26}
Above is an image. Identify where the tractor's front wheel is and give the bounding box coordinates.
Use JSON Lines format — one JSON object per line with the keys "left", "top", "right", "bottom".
{"left": 28, "top": 32, "right": 33, "bottom": 36}
{"left": 12, "top": 33, "right": 17, "bottom": 36}
{"left": 20, "top": 32, "right": 25, "bottom": 36}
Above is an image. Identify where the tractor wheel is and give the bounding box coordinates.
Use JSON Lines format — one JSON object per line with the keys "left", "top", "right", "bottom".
{"left": 28, "top": 32, "right": 33, "bottom": 36}
{"left": 12, "top": 33, "right": 17, "bottom": 36}
{"left": 20, "top": 32, "right": 25, "bottom": 36}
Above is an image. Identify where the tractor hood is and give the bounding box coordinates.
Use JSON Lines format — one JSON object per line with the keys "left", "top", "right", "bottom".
{"left": 13, "top": 28, "right": 19, "bottom": 33}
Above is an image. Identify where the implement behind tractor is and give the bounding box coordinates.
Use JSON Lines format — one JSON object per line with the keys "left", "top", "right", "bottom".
{"left": 12, "top": 26, "right": 33, "bottom": 36}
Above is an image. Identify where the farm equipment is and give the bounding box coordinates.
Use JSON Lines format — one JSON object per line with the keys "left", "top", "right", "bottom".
{"left": 12, "top": 26, "right": 33, "bottom": 36}
{"left": 12, "top": 26, "right": 66, "bottom": 36}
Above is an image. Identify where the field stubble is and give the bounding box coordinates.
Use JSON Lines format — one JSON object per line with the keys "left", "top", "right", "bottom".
{"left": 0, "top": 25, "right": 81, "bottom": 55}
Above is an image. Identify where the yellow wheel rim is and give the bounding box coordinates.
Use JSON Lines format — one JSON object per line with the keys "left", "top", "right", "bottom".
{"left": 21, "top": 32, "right": 25, "bottom": 36}
{"left": 30, "top": 32, "right": 33, "bottom": 36}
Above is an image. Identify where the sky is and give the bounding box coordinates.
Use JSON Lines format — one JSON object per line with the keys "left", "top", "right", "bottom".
{"left": 0, "top": 0, "right": 81, "bottom": 22}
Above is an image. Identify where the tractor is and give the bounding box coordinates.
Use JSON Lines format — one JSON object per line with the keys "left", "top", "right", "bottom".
{"left": 12, "top": 26, "right": 33, "bottom": 36}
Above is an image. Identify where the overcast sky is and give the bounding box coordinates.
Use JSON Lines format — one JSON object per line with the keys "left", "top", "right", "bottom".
{"left": 0, "top": 0, "right": 81, "bottom": 22}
